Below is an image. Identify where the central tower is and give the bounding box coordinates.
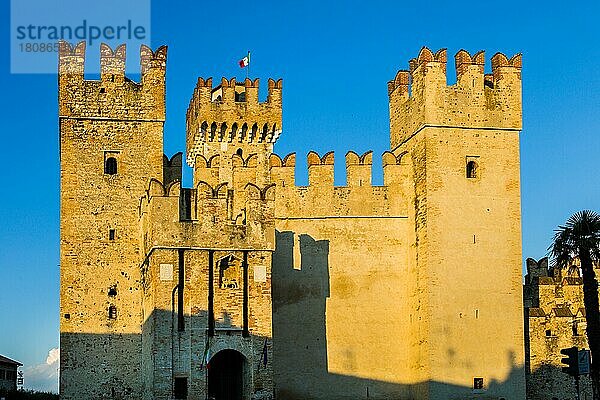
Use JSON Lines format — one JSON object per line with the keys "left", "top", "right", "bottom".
{"left": 186, "top": 77, "right": 282, "bottom": 189}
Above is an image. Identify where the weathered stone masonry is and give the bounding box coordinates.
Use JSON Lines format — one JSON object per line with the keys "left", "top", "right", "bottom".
{"left": 60, "top": 42, "right": 526, "bottom": 400}
{"left": 523, "top": 257, "right": 598, "bottom": 400}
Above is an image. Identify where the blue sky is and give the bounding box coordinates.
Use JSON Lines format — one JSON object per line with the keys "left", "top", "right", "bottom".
{"left": 0, "top": 0, "right": 598, "bottom": 392}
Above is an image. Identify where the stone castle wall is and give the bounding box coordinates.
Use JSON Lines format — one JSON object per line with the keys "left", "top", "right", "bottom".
{"left": 387, "top": 47, "right": 524, "bottom": 399}
{"left": 524, "top": 258, "right": 597, "bottom": 400}
{"left": 59, "top": 41, "right": 166, "bottom": 400}
{"left": 60, "top": 42, "right": 527, "bottom": 400}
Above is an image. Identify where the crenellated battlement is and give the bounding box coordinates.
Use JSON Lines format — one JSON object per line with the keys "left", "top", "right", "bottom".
{"left": 345, "top": 151, "right": 373, "bottom": 187}
{"left": 58, "top": 41, "right": 167, "bottom": 121}
{"left": 388, "top": 47, "right": 522, "bottom": 148}
{"left": 306, "top": 151, "right": 334, "bottom": 186}
{"left": 266, "top": 151, "right": 409, "bottom": 218}
{"left": 187, "top": 149, "right": 410, "bottom": 194}
{"left": 454, "top": 49, "right": 485, "bottom": 78}
{"left": 147, "top": 150, "right": 409, "bottom": 219}
{"left": 139, "top": 178, "right": 276, "bottom": 251}
{"left": 186, "top": 76, "right": 282, "bottom": 166}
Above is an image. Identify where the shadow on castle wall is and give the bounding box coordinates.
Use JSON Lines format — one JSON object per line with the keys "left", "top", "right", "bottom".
{"left": 526, "top": 363, "right": 593, "bottom": 400}
{"left": 271, "top": 230, "right": 527, "bottom": 400}
{"left": 61, "top": 231, "right": 530, "bottom": 400}
{"left": 60, "top": 330, "right": 531, "bottom": 400}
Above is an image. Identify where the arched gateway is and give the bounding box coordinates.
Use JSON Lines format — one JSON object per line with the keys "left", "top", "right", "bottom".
{"left": 208, "top": 349, "right": 247, "bottom": 400}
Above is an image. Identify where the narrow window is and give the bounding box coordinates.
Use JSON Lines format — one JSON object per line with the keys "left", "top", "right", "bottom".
{"left": 475, "top": 309, "right": 479, "bottom": 319}
{"left": 236, "top": 148, "right": 243, "bottom": 157}
{"left": 179, "top": 188, "right": 193, "bottom": 221}
{"left": 108, "top": 305, "right": 117, "bottom": 319}
{"left": 466, "top": 160, "right": 478, "bottom": 179}
{"left": 109, "top": 229, "right": 115, "bottom": 240}
{"left": 174, "top": 377, "right": 188, "bottom": 399}
{"left": 473, "top": 377, "right": 484, "bottom": 389}
{"left": 572, "top": 321, "right": 579, "bottom": 336}
{"left": 108, "top": 286, "right": 117, "bottom": 297}
{"left": 105, "top": 157, "right": 117, "bottom": 175}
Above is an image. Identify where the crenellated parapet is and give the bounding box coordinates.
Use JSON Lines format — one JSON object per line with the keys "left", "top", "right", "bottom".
{"left": 345, "top": 151, "right": 373, "bottom": 187}
{"left": 186, "top": 76, "right": 283, "bottom": 166}
{"left": 269, "top": 153, "right": 296, "bottom": 188}
{"left": 455, "top": 49, "right": 485, "bottom": 79}
{"left": 193, "top": 152, "right": 265, "bottom": 189}
{"left": 307, "top": 151, "right": 335, "bottom": 187}
{"left": 388, "top": 47, "right": 522, "bottom": 148}
{"left": 185, "top": 149, "right": 410, "bottom": 215}
{"left": 266, "top": 151, "right": 411, "bottom": 218}
{"left": 139, "top": 178, "right": 276, "bottom": 251}
{"left": 58, "top": 41, "right": 167, "bottom": 121}
{"left": 99, "top": 43, "right": 126, "bottom": 82}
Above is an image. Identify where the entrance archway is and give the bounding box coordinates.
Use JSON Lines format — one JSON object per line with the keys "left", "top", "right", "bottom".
{"left": 208, "top": 349, "right": 246, "bottom": 400}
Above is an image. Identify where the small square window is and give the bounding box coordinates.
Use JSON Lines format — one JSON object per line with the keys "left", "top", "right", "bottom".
{"left": 474, "top": 377, "right": 484, "bottom": 389}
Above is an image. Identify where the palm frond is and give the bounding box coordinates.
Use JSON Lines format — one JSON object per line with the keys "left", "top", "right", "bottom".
{"left": 550, "top": 210, "right": 600, "bottom": 268}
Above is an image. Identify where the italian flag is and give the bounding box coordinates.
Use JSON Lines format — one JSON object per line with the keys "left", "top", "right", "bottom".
{"left": 200, "top": 337, "right": 210, "bottom": 369}
{"left": 239, "top": 52, "right": 250, "bottom": 68}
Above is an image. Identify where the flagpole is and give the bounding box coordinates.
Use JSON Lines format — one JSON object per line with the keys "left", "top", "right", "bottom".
{"left": 247, "top": 51, "right": 250, "bottom": 80}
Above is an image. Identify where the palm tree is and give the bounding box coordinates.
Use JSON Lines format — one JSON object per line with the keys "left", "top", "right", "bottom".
{"left": 550, "top": 210, "right": 600, "bottom": 399}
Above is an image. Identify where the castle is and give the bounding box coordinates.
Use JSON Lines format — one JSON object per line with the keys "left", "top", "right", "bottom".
{"left": 523, "top": 257, "right": 596, "bottom": 400}
{"left": 59, "top": 41, "right": 526, "bottom": 400}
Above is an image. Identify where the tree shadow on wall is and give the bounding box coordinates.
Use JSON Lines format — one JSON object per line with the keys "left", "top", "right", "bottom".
{"left": 61, "top": 308, "right": 271, "bottom": 400}
{"left": 60, "top": 230, "right": 532, "bottom": 400}
{"left": 271, "top": 230, "right": 528, "bottom": 400}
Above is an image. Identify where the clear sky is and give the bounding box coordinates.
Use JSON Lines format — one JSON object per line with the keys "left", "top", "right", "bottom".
{"left": 0, "top": 0, "right": 598, "bottom": 393}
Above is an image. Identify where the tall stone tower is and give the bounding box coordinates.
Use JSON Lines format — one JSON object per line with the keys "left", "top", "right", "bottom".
{"left": 186, "top": 77, "right": 282, "bottom": 189}
{"left": 132, "top": 76, "right": 282, "bottom": 400}
{"left": 59, "top": 41, "right": 167, "bottom": 399}
{"left": 388, "top": 47, "right": 525, "bottom": 398}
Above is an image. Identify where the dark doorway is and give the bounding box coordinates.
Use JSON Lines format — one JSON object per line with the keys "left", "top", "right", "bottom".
{"left": 174, "top": 377, "right": 188, "bottom": 399}
{"left": 208, "top": 349, "right": 246, "bottom": 400}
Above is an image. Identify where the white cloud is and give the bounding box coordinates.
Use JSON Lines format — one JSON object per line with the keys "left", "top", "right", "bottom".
{"left": 23, "top": 347, "right": 59, "bottom": 393}
{"left": 45, "top": 348, "right": 59, "bottom": 365}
